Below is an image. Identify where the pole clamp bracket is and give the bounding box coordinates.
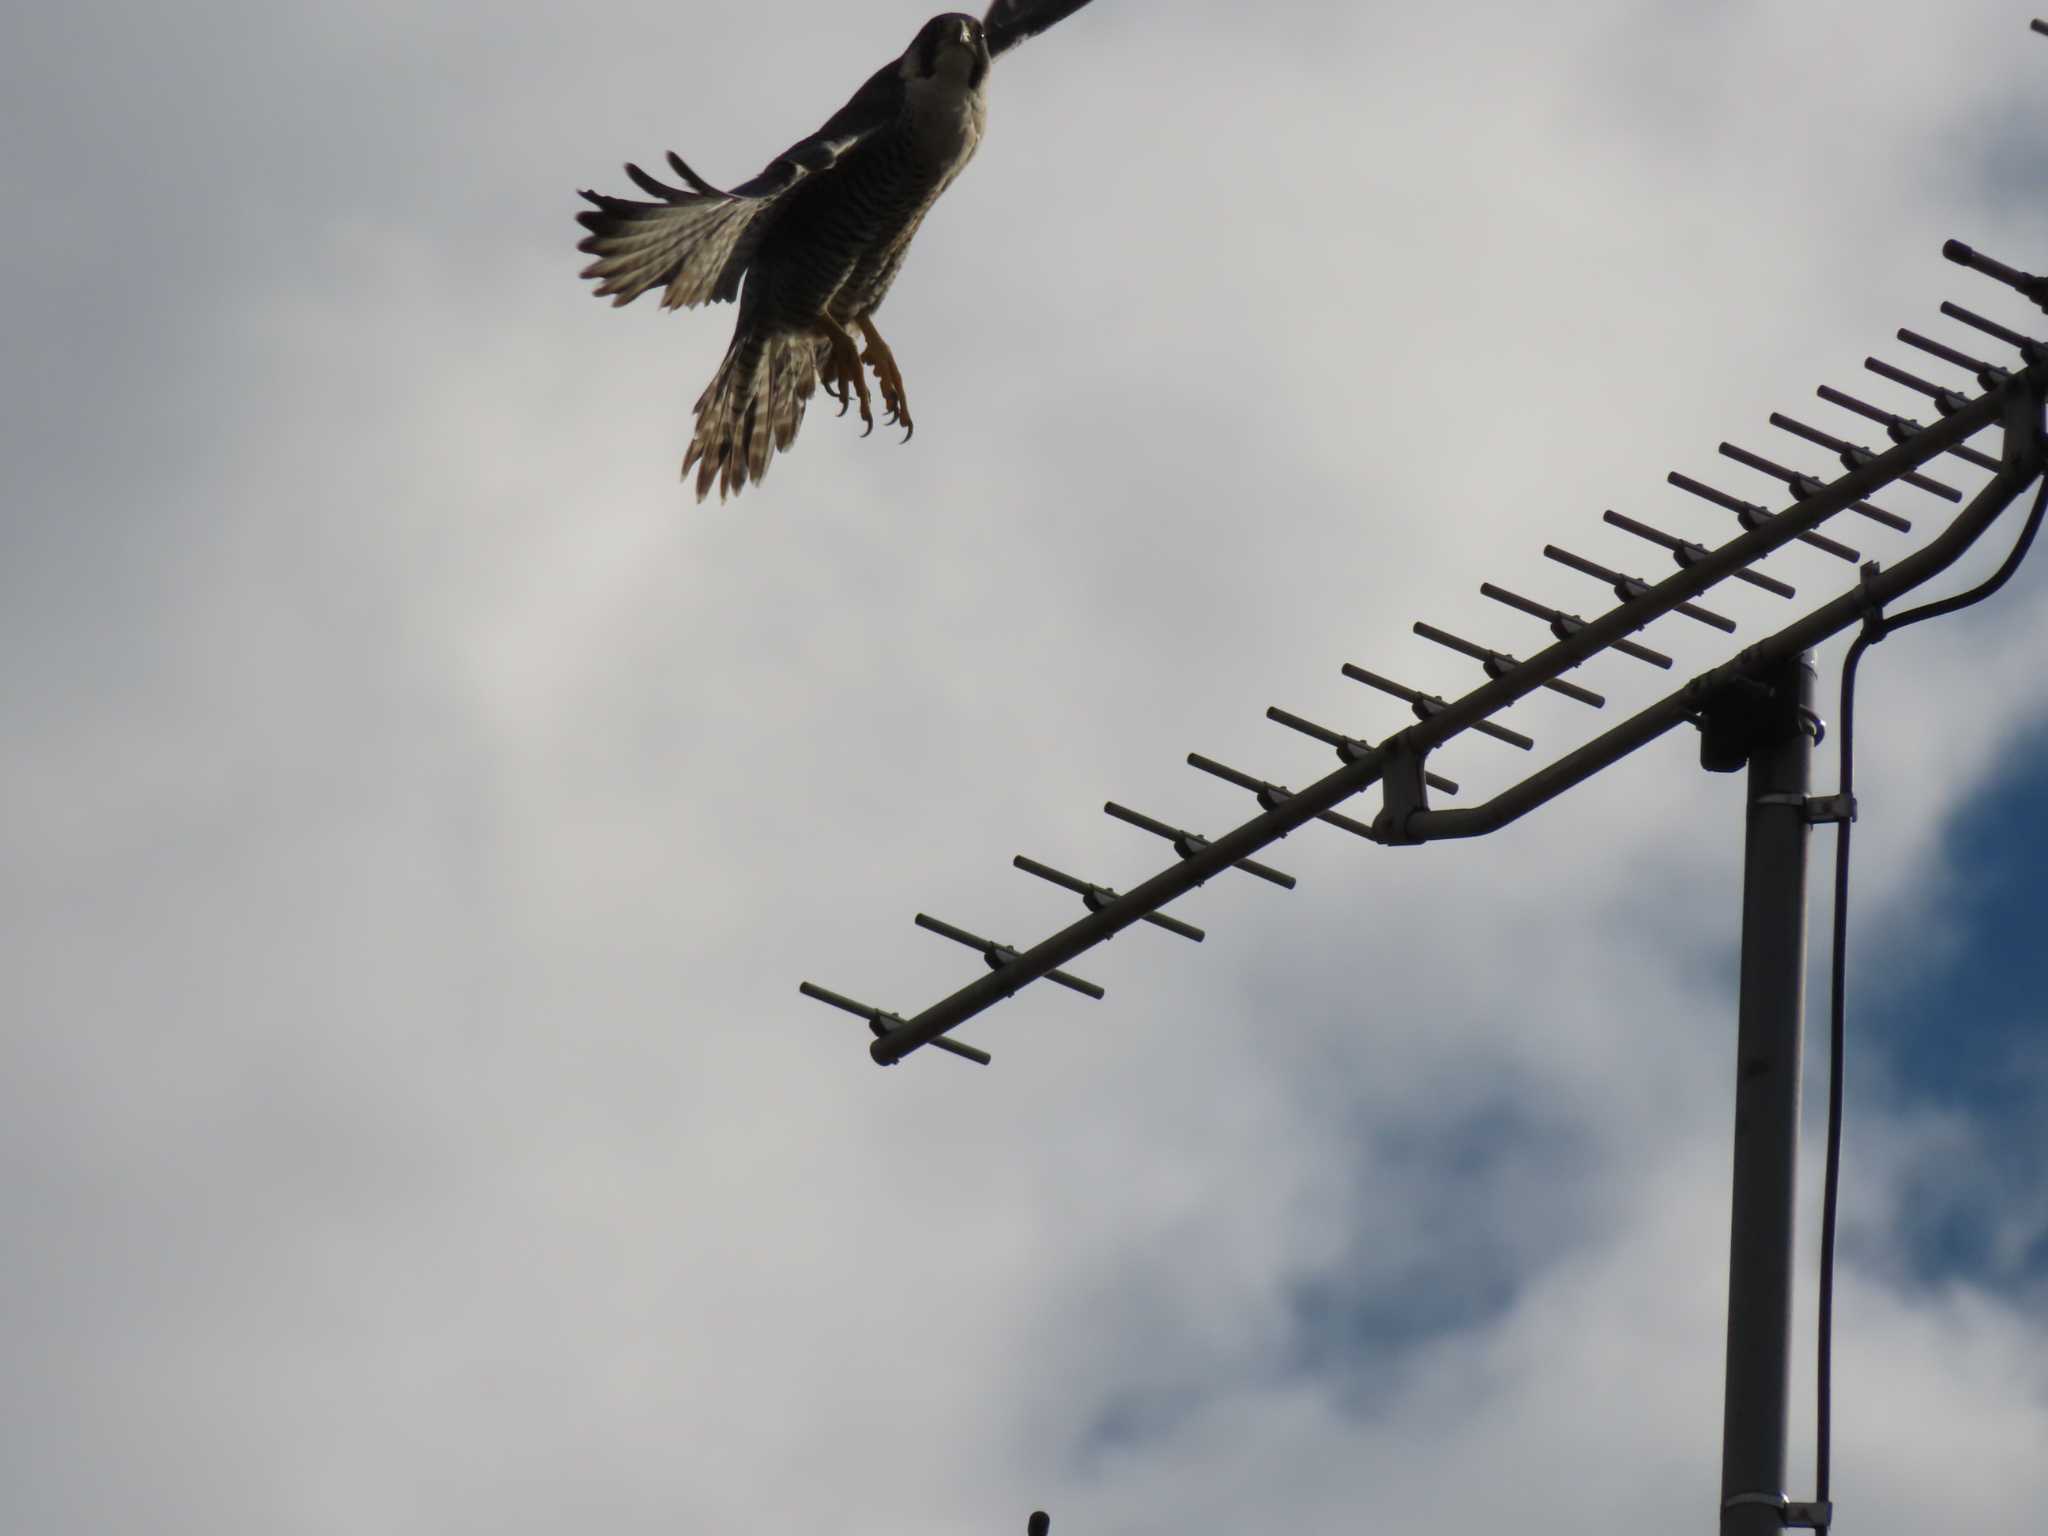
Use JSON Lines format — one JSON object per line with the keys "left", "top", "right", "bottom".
{"left": 1754, "top": 792, "right": 1855, "bottom": 825}
{"left": 1805, "top": 793, "right": 1856, "bottom": 825}
{"left": 1723, "top": 1491, "right": 1834, "bottom": 1529}
{"left": 1373, "top": 739, "right": 1432, "bottom": 845}
{"left": 1856, "top": 559, "right": 1891, "bottom": 645}
{"left": 1693, "top": 657, "right": 1816, "bottom": 772}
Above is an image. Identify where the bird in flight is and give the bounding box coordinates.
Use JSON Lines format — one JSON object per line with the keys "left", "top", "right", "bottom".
{"left": 576, "top": 1, "right": 1100, "bottom": 501}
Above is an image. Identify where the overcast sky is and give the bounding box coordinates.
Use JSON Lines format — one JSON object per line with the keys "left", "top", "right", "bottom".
{"left": 4, "top": 2, "right": 2047, "bottom": 1532}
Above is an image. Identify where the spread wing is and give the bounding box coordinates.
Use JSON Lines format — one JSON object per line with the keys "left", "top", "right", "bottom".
{"left": 576, "top": 64, "right": 899, "bottom": 310}
{"left": 982, "top": 0, "right": 1099, "bottom": 59}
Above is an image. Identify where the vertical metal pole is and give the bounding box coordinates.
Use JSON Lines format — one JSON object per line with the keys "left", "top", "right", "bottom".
{"left": 1719, "top": 652, "right": 1816, "bottom": 1536}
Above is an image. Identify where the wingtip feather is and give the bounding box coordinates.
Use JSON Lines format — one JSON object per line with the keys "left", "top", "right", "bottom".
{"left": 665, "top": 151, "right": 723, "bottom": 196}
{"left": 625, "top": 161, "right": 691, "bottom": 201}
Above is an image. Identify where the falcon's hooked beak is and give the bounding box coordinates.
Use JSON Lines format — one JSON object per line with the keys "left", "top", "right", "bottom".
{"left": 906, "top": 13, "right": 991, "bottom": 86}
{"left": 960, "top": 15, "right": 992, "bottom": 79}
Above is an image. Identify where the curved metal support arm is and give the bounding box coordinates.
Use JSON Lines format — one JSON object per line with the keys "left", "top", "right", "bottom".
{"left": 1407, "top": 373, "right": 2046, "bottom": 843}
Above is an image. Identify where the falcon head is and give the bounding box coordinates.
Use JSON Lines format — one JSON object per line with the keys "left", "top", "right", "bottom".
{"left": 903, "top": 13, "right": 992, "bottom": 89}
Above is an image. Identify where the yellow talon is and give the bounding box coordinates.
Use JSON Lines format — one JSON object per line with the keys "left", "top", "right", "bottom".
{"left": 857, "top": 313, "right": 914, "bottom": 442}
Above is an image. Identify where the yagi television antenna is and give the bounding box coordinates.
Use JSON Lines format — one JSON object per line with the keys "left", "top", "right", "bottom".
{"left": 803, "top": 33, "right": 2048, "bottom": 1523}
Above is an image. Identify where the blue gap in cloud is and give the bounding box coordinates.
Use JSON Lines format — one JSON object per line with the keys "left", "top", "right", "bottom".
{"left": 1852, "top": 724, "right": 2048, "bottom": 1290}
{"left": 1069, "top": 1090, "right": 1595, "bottom": 1467}
{"left": 1278, "top": 1090, "right": 1597, "bottom": 1414}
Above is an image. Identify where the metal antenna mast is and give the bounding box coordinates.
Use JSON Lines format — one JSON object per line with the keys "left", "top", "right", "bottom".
{"left": 805, "top": 35, "right": 2048, "bottom": 1520}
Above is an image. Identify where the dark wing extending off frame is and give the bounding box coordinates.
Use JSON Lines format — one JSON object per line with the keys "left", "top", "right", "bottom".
{"left": 982, "top": 0, "right": 1099, "bottom": 59}
{"left": 576, "top": 65, "right": 898, "bottom": 310}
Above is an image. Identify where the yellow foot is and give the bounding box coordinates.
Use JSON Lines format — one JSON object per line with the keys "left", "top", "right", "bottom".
{"left": 818, "top": 318, "right": 875, "bottom": 436}
{"left": 858, "top": 314, "right": 914, "bottom": 442}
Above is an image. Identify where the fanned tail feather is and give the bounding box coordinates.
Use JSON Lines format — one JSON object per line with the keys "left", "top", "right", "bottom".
{"left": 681, "top": 329, "right": 827, "bottom": 502}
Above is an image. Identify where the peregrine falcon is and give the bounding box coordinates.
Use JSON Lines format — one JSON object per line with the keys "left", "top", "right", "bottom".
{"left": 575, "top": 1, "right": 1100, "bottom": 501}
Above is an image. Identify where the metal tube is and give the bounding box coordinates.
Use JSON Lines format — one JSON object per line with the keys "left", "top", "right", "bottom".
{"left": 1720, "top": 653, "right": 1815, "bottom": 1536}
{"left": 1939, "top": 301, "right": 2046, "bottom": 360}
{"left": 1721, "top": 442, "right": 1914, "bottom": 530}
{"left": 1667, "top": 470, "right": 1863, "bottom": 562}
{"left": 1768, "top": 413, "right": 1963, "bottom": 501}
{"left": 1898, "top": 327, "right": 2000, "bottom": 382}
{"left": 1814, "top": 385, "right": 2003, "bottom": 472}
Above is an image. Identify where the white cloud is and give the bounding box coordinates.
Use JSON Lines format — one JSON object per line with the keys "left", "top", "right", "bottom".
{"left": 3, "top": 2, "right": 2045, "bottom": 1532}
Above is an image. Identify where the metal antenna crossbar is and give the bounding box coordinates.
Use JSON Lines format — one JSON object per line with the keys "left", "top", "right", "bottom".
{"left": 802, "top": 241, "right": 2046, "bottom": 1078}
{"left": 1545, "top": 544, "right": 1739, "bottom": 631}
{"left": 1342, "top": 664, "right": 1537, "bottom": 750}
{"left": 1865, "top": 355, "right": 1978, "bottom": 422}
{"left": 1813, "top": 385, "right": 2003, "bottom": 472}
{"left": 1945, "top": 236, "right": 2048, "bottom": 311}
{"left": 1901, "top": 326, "right": 2012, "bottom": 387}
{"left": 1942, "top": 300, "right": 2048, "bottom": 362}
{"left": 799, "top": 982, "right": 993, "bottom": 1066}
{"left": 1480, "top": 583, "right": 1675, "bottom": 669}
{"left": 913, "top": 913, "right": 1105, "bottom": 999}
{"left": 1186, "top": 752, "right": 1380, "bottom": 841}
{"left": 1412, "top": 621, "right": 1606, "bottom": 708}
{"left": 1718, "top": 443, "right": 1913, "bottom": 531}
{"left": 1666, "top": 471, "right": 1862, "bottom": 562}
{"left": 1011, "top": 856, "right": 1206, "bottom": 942}
{"left": 1767, "top": 414, "right": 1963, "bottom": 501}
{"left": 1602, "top": 510, "right": 1798, "bottom": 598}
{"left": 1103, "top": 802, "right": 1297, "bottom": 889}
{"left": 1264, "top": 706, "right": 1461, "bottom": 792}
